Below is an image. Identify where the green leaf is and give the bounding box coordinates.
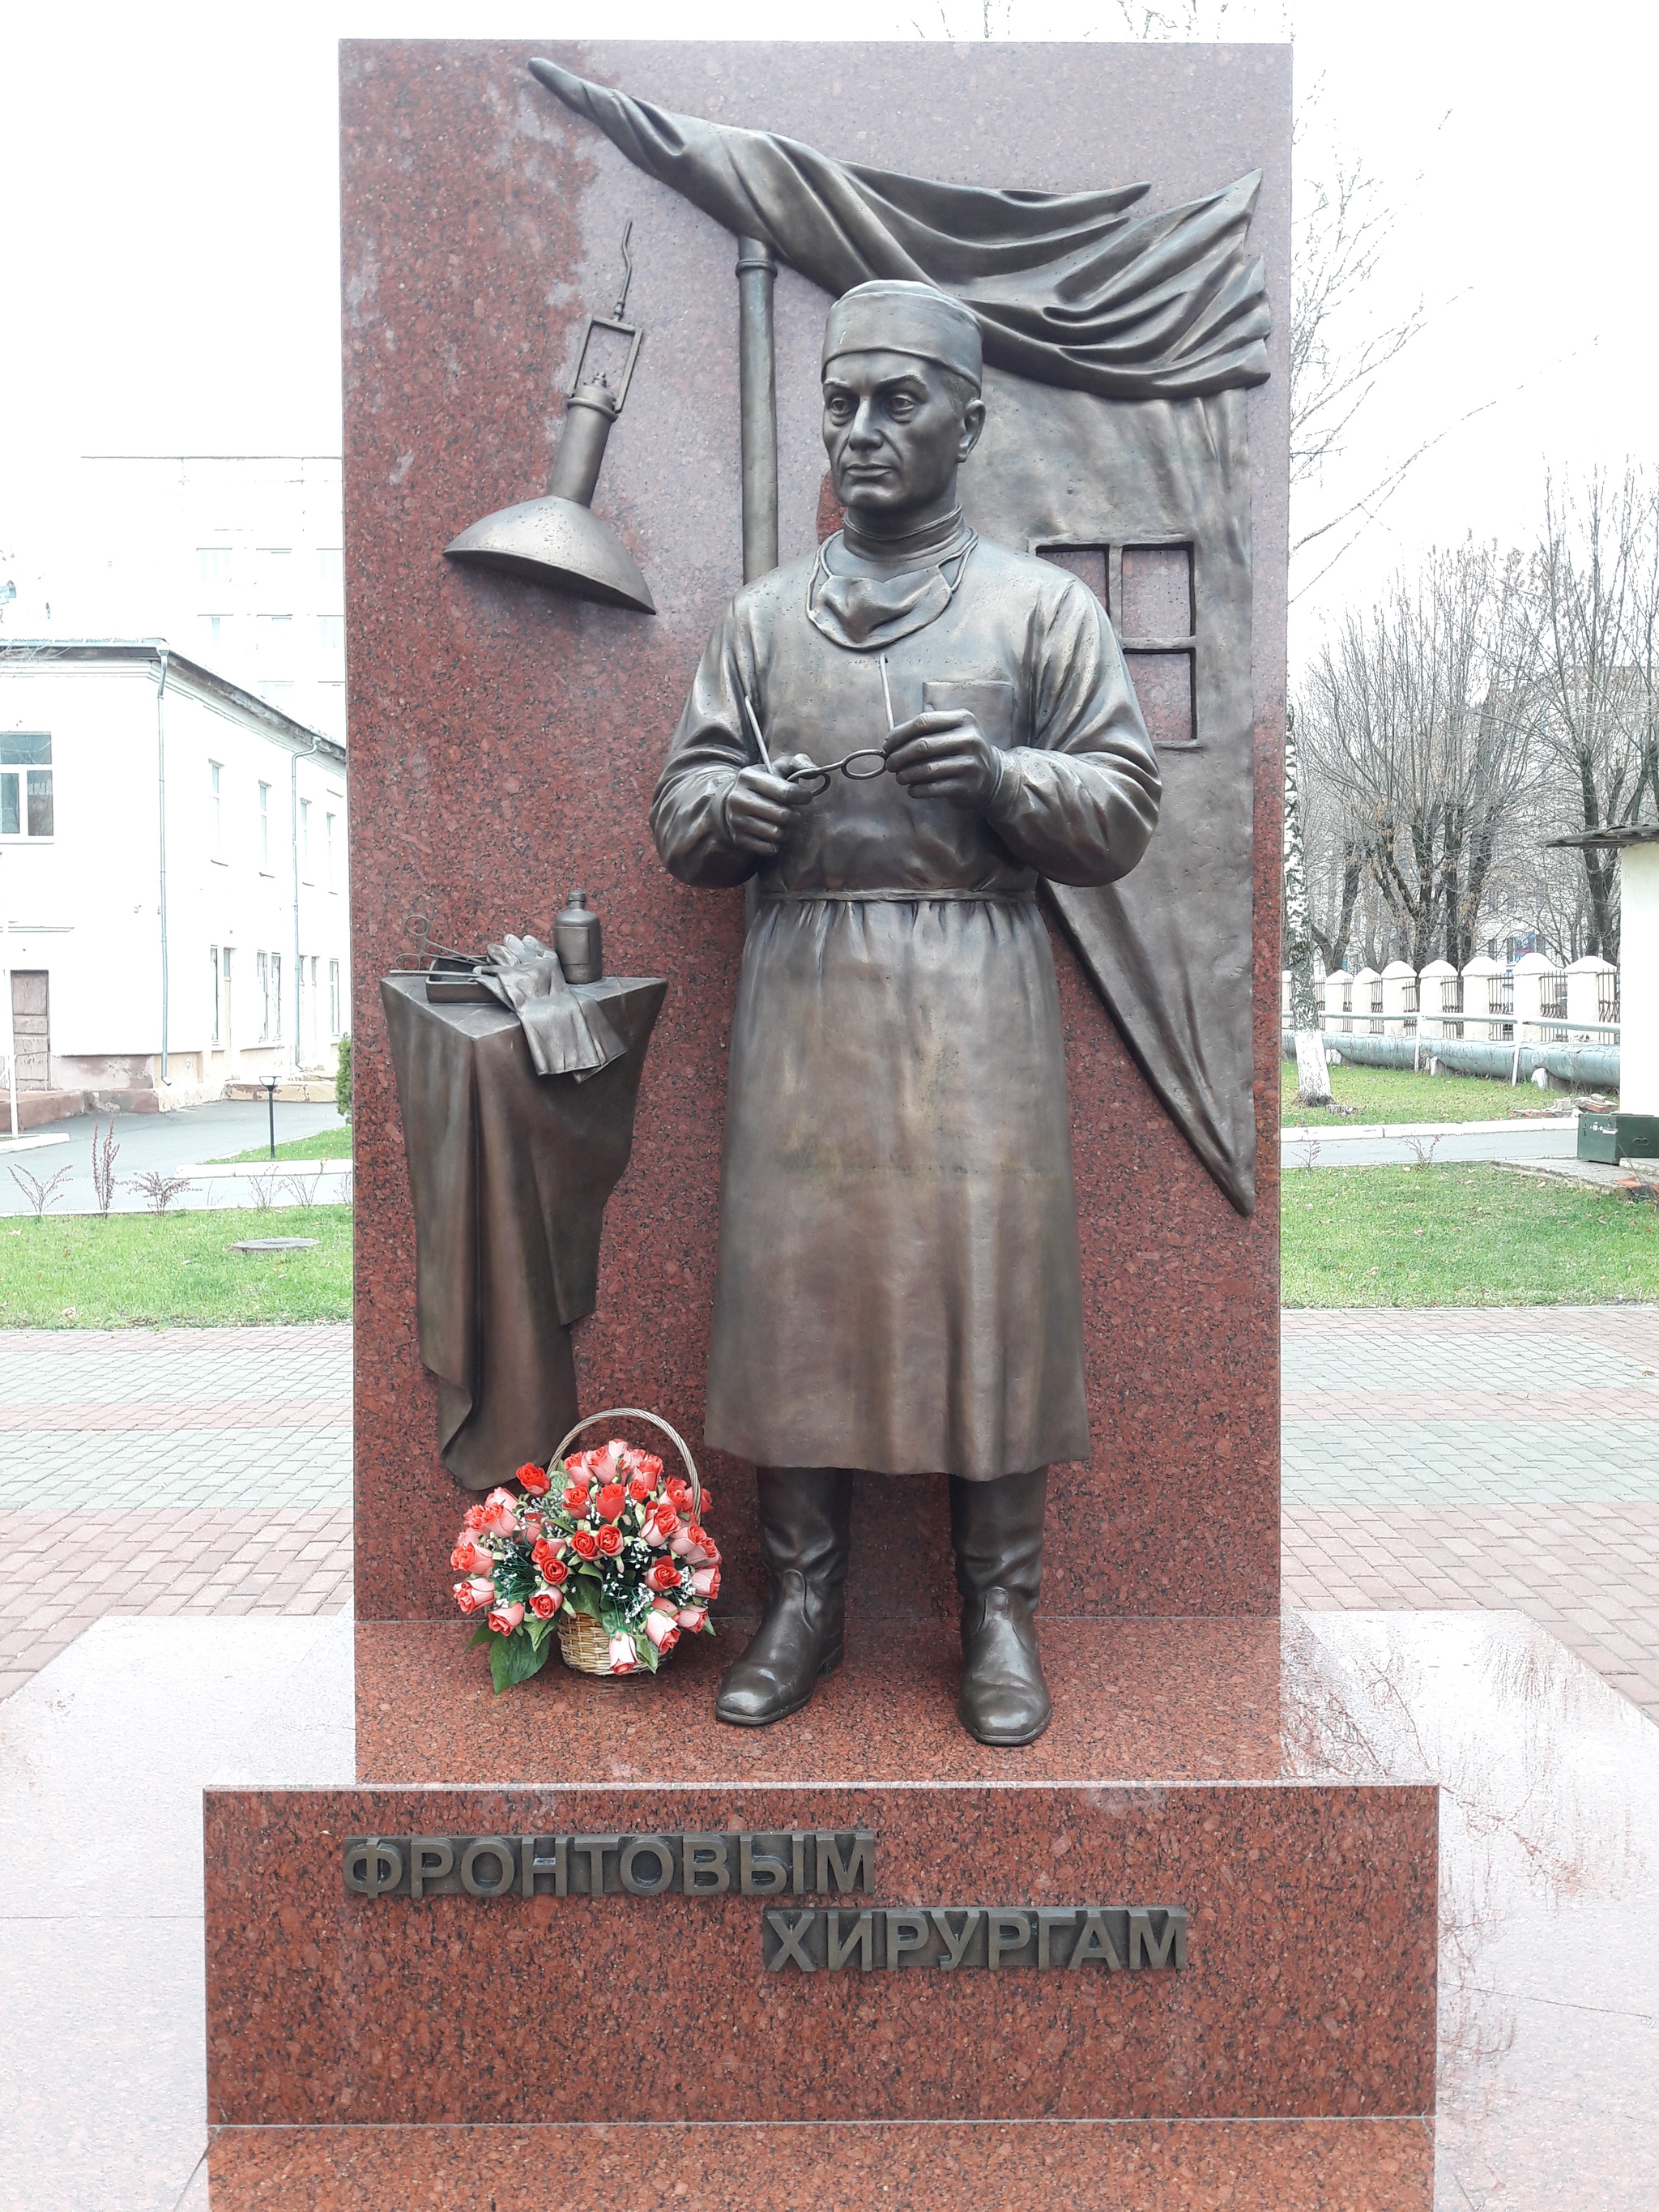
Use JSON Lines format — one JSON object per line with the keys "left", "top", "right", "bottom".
{"left": 561, "top": 1578, "right": 603, "bottom": 1622}
{"left": 488, "top": 1627, "right": 552, "bottom": 1694}
{"left": 467, "top": 1623, "right": 493, "bottom": 1650}
{"left": 634, "top": 1630, "right": 659, "bottom": 1674}
{"left": 525, "top": 1615, "right": 552, "bottom": 1653}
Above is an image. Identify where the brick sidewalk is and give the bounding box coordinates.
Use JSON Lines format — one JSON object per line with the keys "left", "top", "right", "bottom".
{"left": 5, "top": 1313, "right": 1659, "bottom": 1724}
{"left": 0, "top": 1327, "right": 352, "bottom": 1702}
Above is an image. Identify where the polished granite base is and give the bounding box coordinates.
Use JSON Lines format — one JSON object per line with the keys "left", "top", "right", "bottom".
{"left": 201, "top": 2117, "right": 1435, "bottom": 2208}
{"left": 6, "top": 1611, "right": 1657, "bottom": 2208}
{"left": 206, "top": 1616, "right": 1436, "bottom": 2126}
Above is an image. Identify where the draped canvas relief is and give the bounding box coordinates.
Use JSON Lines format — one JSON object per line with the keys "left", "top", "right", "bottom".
{"left": 528, "top": 60, "right": 1266, "bottom": 1214}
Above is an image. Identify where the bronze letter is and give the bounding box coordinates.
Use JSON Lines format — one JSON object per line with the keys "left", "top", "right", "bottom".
{"left": 459, "top": 1838, "right": 516, "bottom": 1898}
{"left": 815, "top": 1830, "right": 874, "bottom": 1894}
{"left": 883, "top": 1910, "right": 931, "bottom": 1968}
{"left": 408, "top": 1838, "right": 455, "bottom": 1899}
{"left": 764, "top": 1908, "right": 819, "bottom": 1971}
{"left": 931, "top": 1907, "right": 982, "bottom": 1969}
{"left": 683, "top": 1835, "right": 731, "bottom": 1894}
{"left": 827, "top": 1908, "right": 876, "bottom": 1971}
{"left": 1036, "top": 1907, "right": 1077, "bottom": 1968}
{"left": 570, "top": 1835, "right": 622, "bottom": 1894}
{"left": 342, "top": 1837, "right": 403, "bottom": 1897}
{"left": 986, "top": 1909, "right": 1031, "bottom": 1969}
{"left": 740, "top": 1834, "right": 790, "bottom": 1895}
{"left": 519, "top": 1835, "right": 567, "bottom": 1897}
{"left": 618, "top": 1836, "right": 677, "bottom": 1895}
{"left": 1068, "top": 1907, "right": 1124, "bottom": 1971}
{"left": 1128, "top": 1906, "right": 1188, "bottom": 1970}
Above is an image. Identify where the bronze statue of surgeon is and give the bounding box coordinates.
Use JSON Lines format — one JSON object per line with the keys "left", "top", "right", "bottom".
{"left": 651, "top": 281, "right": 1160, "bottom": 1744}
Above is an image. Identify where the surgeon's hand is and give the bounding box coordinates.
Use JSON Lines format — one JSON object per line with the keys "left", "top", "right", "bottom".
{"left": 885, "top": 711, "right": 1005, "bottom": 809}
{"left": 723, "top": 755, "right": 818, "bottom": 855}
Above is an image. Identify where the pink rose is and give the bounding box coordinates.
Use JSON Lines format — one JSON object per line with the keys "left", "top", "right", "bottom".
{"left": 607, "top": 1634, "right": 638, "bottom": 1675}
{"left": 529, "top": 1589, "right": 561, "bottom": 1620}
{"left": 450, "top": 1536, "right": 493, "bottom": 1577}
{"left": 488, "top": 1602, "right": 525, "bottom": 1635}
{"left": 675, "top": 1606, "right": 707, "bottom": 1633}
{"left": 641, "top": 1517, "right": 670, "bottom": 1549}
{"left": 644, "top": 1611, "right": 680, "bottom": 1652}
{"left": 454, "top": 1576, "right": 495, "bottom": 1615}
{"left": 670, "top": 1523, "right": 699, "bottom": 1558}
{"left": 476, "top": 1488, "right": 518, "bottom": 1538}
{"left": 519, "top": 1513, "right": 545, "bottom": 1540}
{"left": 691, "top": 1565, "right": 720, "bottom": 1599}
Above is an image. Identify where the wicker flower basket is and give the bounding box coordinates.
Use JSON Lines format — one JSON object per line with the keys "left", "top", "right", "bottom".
{"left": 549, "top": 1407, "right": 704, "bottom": 1679}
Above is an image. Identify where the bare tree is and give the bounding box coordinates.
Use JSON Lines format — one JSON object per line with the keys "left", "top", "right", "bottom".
{"left": 1299, "top": 544, "right": 1541, "bottom": 972}
{"left": 1527, "top": 466, "right": 1659, "bottom": 961}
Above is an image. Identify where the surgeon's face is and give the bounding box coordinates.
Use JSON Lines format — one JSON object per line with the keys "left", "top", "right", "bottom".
{"left": 821, "top": 351, "right": 984, "bottom": 530}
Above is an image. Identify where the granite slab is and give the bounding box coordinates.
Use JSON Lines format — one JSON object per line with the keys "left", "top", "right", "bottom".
{"left": 340, "top": 36, "right": 1290, "bottom": 1629}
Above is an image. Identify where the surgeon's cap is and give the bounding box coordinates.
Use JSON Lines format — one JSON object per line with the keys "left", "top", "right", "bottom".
{"left": 821, "top": 280, "right": 983, "bottom": 391}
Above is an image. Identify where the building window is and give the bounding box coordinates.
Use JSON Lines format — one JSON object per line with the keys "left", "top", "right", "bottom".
{"left": 271, "top": 951, "right": 282, "bottom": 1044}
{"left": 259, "top": 548, "right": 292, "bottom": 591}
{"left": 257, "top": 950, "right": 270, "bottom": 1041}
{"left": 258, "top": 612, "right": 293, "bottom": 672}
{"left": 210, "top": 761, "right": 223, "bottom": 856}
{"left": 318, "top": 614, "right": 344, "bottom": 652}
{"left": 329, "top": 957, "right": 341, "bottom": 1038}
{"left": 1, "top": 733, "right": 53, "bottom": 839}
{"left": 258, "top": 781, "right": 271, "bottom": 869}
{"left": 325, "top": 810, "right": 337, "bottom": 890}
{"left": 199, "top": 613, "right": 232, "bottom": 655}
{"left": 198, "top": 547, "right": 232, "bottom": 587}
{"left": 318, "top": 548, "right": 343, "bottom": 594}
{"left": 210, "top": 946, "right": 221, "bottom": 1045}
{"left": 299, "top": 796, "right": 312, "bottom": 878}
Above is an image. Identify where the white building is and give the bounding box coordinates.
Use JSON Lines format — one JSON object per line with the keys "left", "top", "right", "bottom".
{"left": 0, "top": 640, "right": 349, "bottom": 1124}
{"left": 1, "top": 455, "right": 347, "bottom": 743}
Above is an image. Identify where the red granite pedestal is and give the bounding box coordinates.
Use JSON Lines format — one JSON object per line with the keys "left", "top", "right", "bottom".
{"left": 190, "top": 36, "right": 1422, "bottom": 2207}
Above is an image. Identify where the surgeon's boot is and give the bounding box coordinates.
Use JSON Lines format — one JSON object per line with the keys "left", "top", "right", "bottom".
{"left": 949, "top": 1468, "right": 1053, "bottom": 1747}
{"left": 715, "top": 1467, "right": 853, "bottom": 1727}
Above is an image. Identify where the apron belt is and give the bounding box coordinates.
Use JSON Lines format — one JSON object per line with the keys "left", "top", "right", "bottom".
{"left": 757, "top": 887, "right": 1038, "bottom": 904}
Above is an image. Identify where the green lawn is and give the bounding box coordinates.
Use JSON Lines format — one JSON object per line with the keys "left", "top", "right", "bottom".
{"left": 1283, "top": 1164, "right": 1659, "bottom": 1308}
{"left": 1282, "top": 1059, "right": 1601, "bottom": 1129}
{"left": 212, "top": 1125, "right": 352, "bottom": 1164}
{"left": 0, "top": 1207, "right": 352, "bottom": 1327}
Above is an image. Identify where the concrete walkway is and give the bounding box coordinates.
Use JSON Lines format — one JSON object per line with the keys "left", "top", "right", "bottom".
{"left": 1280, "top": 1115, "right": 1582, "bottom": 1169}
{"left": 2, "top": 1310, "right": 1657, "bottom": 1723}
{"left": 0, "top": 1098, "right": 348, "bottom": 1216}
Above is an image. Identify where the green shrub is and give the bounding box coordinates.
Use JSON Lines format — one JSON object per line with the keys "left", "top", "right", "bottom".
{"left": 335, "top": 1032, "right": 352, "bottom": 1121}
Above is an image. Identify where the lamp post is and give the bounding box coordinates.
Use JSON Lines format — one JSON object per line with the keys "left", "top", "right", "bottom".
{"left": 262, "top": 1072, "right": 278, "bottom": 1161}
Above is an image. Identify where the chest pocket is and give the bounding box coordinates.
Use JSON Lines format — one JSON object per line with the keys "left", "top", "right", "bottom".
{"left": 922, "top": 678, "right": 1017, "bottom": 751}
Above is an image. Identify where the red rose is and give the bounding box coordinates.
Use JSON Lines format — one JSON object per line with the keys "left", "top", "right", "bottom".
{"left": 570, "top": 1528, "right": 599, "bottom": 1561}
{"left": 667, "top": 1480, "right": 691, "bottom": 1510}
{"left": 450, "top": 1536, "right": 493, "bottom": 1577}
{"left": 595, "top": 1483, "right": 627, "bottom": 1522}
{"left": 650, "top": 1499, "right": 679, "bottom": 1536}
{"left": 529, "top": 1589, "right": 561, "bottom": 1620}
{"left": 638, "top": 1454, "right": 664, "bottom": 1480}
{"left": 531, "top": 1539, "right": 565, "bottom": 1578}
{"left": 488, "top": 1601, "right": 524, "bottom": 1635}
{"left": 562, "top": 1482, "right": 590, "bottom": 1514}
{"left": 647, "top": 1557, "right": 682, "bottom": 1593}
{"left": 627, "top": 1475, "right": 653, "bottom": 1503}
{"left": 463, "top": 1504, "right": 486, "bottom": 1531}
{"left": 695, "top": 1488, "right": 712, "bottom": 1516}
{"left": 516, "top": 1462, "right": 552, "bottom": 1496}
{"left": 595, "top": 1524, "right": 624, "bottom": 1557}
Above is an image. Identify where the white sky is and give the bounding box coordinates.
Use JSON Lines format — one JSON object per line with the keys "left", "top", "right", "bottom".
{"left": 2, "top": 0, "right": 1654, "bottom": 667}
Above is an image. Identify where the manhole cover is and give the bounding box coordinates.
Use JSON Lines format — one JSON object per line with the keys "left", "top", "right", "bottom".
{"left": 232, "top": 1238, "right": 319, "bottom": 1253}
